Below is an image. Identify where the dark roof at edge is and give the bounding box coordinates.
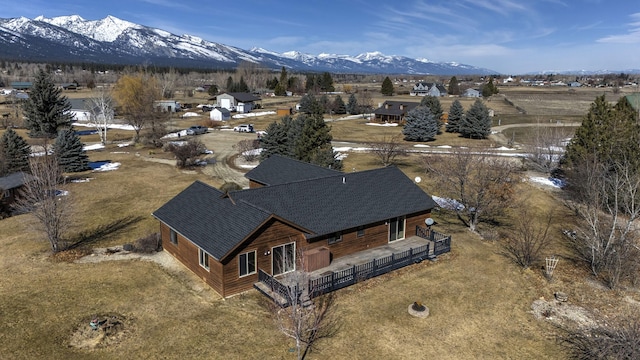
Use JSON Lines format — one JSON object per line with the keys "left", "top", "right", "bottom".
{"left": 374, "top": 101, "right": 420, "bottom": 116}
{"left": 0, "top": 172, "right": 33, "bottom": 190}
{"left": 154, "top": 166, "right": 437, "bottom": 260}
{"left": 152, "top": 181, "right": 272, "bottom": 260}
{"left": 245, "top": 154, "right": 341, "bottom": 186}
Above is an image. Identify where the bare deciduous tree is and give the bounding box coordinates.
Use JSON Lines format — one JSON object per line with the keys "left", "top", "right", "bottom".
{"left": 14, "top": 155, "right": 72, "bottom": 252}
{"left": 88, "top": 88, "right": 115, "bottom": 145}
{"left": 524, "top": 121, "right": 573, "bottom": 173}
{"left": 233, "top": 139, "right": 260, "bottom": 162}
{"left": 368, "top": 134, "right": 408, "bottom": 167}
{"left": 164, "top": 139, "right": 207, "bottom": 168}
{"left": 502, "top": 203, "right": 555, "bottom": 268}
{"left": 264, "top": 252, "right": 341, "bottom": 360}
{"left": 564, "top": 155, "right": 640, "bottom": 289}
{"left": 561, "top": 313, "right": 640, "bottom": 359}
{"left": 423, "top": 150, "right": 520, "bottom": 232}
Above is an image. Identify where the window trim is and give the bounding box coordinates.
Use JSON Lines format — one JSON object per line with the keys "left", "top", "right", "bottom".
{"left": 327, "top": 232, "right": 342, "bottom": 245}
{"left": 272, "top": 242, "right": 296, "bottom": 276}
{"left": 238, "top": 250, "right": 257, "bottom": 278}
{"left": 169, "top": 228, "right": 178, "bottom": 245}
{"left": 357, "top": 226, "right": 365, "bottom": 238}
{"left": 199, "top": 248, "right": 210, "bottom": 271}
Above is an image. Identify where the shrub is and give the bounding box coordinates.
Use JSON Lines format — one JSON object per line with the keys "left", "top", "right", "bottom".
{"left": 220, "top": 182, "right": 242, "bottom": 193}
{"left": 163, "top": 139, "right": 206, "bottom": 168}
{"left": 134, "top": 233, "right": 161, "bottom": 253}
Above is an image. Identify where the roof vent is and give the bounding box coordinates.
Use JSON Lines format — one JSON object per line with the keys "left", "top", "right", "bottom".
{"left": 342, "top": 177, "right": 346, "bottom": 184}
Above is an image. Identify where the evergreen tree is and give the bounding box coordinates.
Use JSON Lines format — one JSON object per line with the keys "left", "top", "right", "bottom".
{"left": 420, "top": 96, "right": 444, "bottom": 132}
{"left": 448, "top": 76, "right": 460, "bottom": 95}
{"left": 460, "top": 99, "right": 491, "bottom": 139}
{"left": 482, "top": 77, "right": 499, "bottom": 98}
{"left": 261, "top": 112, "right": 341, "bottom": 170}
{"left": 318, "top": 94, "right": 330, "bottom": 114}
{"left": 274, "top": 67, "right": 288, "bottom": 96}
{"left": 54, "top": 129, "right": 89, "bottom": 172}
{"left": 446, "top": 99, "right": 465, "bottom": 133}
{"left": 266, "top": 77, "right": 278, "bottom": 90}
{"left": 298, "top": 94, "right": 316, "bottom": 114}
{"left": 295, "top": 113, "right": 334, "bottom": 164}
{"left": 260, "top": 116, "right": 296, "bottom": 160}
{"left": 381, "top": 76, "right": 394, "bottom": 96}
{"left": 563, "top": 95, "right": 639, "bottom": 168}
{"left": 225, "top": 76, "right": 234, "bottom": 92}
{"left": 237, "top": 76, "right": 249, "bottom": 93}
{"left": 207, "top": 84, "right": 218, "bottom": 96}
{"left": 402, "top": 106, "right": 438, "bottom": 141}
{"left": 346, "top": 93, "right": 359, "bottom": 115}
{"left": 319, "top": 72, "right": 335, "bottom": 92}
{"left": 332, "top": 95, "right": 346, "bottom": 115}
{"left": 0, "top": 127, "right": 31, "bottom": 175}
{"left": 305, "top": 74, "right": 317, "bottom": 93}
{"left": 22, "top": 69, "right": 73, "bottom": 138}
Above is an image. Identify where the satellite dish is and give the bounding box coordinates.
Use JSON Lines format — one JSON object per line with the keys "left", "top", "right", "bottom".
{"left": 425, "top": 218, "right": 434, "bottom": 226}
{"left": 414, "top": 176, "right": 422, "bottom": 183}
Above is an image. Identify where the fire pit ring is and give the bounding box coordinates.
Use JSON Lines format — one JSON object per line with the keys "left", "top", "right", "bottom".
{"left": 408, "top": 301, "right": 430, "bottom": 318}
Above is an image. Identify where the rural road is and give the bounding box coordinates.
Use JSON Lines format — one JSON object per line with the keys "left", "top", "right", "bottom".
{"left": 198, "top": 130, "right": 255, "bottom": 188}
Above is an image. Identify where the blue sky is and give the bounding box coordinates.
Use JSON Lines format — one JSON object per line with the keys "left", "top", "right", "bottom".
{"left": 3, "top": 0, "right": 640, "bottom": 74}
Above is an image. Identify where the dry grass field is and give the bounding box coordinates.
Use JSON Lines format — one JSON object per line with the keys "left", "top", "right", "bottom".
{"left": 1, "top": 85, "right": 640, "bottom": 359}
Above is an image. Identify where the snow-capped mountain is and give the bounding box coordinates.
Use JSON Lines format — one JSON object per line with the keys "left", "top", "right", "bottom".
{"left": 0, "top": 15, "right": 498, "bottom": 75}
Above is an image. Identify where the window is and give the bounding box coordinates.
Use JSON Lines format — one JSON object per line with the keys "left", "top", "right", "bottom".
{"left": 272, "top": 242, "right": 295, "bottom": 276}
{"left": 3, "top": 190, "right": 10, "bottom": 198}
{"left": 328, "top": 232, "right": 342, "bottom": 245}
{"left": 239, "top": 251, "right": 257, "bottom": 277}
{"left": 199, "top": 248, "right": 210, "bottom": 270}
{"left": 389, "top": 216, "right": 406, "bottom": 242}
{"left": 169, "top": 229, "right": 178, "bottom": 245}
{"left": 357, "top": 226, "right": 365, "bottom": 238}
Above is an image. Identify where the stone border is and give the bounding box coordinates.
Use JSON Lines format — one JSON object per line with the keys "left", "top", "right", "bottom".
{"left": 408, "top": 304, "right": 430, "bottom": 318}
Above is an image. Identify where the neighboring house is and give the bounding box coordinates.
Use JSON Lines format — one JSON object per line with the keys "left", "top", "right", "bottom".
{"left": 59, "top": 82, "right": 78, "bottom": 90}
{"left": 209, "top": 107, "right": 231, "bottom": 121}
{"left": 373, "top": 101, "right": 420, "bottom": 123}
{"left": 462, "top": 88, "right": 481, "bottom": 98}
{"left": 569, "top": 82, "right": 582, "bottom": 87}
{"left": 0, "top": 172, "right": 33, "bottom": 215}
{"left": 410, "top": 82, "right": 448, "bottom": 97}
{"left": 154, "top": 100, "right": 180, "bottom": 112}
{"left": 153, "top": 155, "right": 443, "bottom": 299}
{"left": 626, "top": 94, "right": 640, "bottom": 112}
{"left": 68, "top": 98, "right": 113, "bottom": 121}
{"left": 212, "top": 92, "right": 261, "bottom": 113}
{"left": 10, "top": 82, "right": 32, "bottom": 90}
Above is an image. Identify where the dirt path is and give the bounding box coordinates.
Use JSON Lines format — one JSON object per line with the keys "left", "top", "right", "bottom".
{"left": 197, "top": 130, "right": 255, "bottom": 187}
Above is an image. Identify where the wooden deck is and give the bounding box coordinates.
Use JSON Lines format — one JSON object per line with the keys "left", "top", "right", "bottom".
{"left": 254, "top": 229, "right": 451, "bottom": 306}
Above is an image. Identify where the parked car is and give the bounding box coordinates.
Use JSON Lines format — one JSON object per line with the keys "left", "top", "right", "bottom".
{"left": 233, "top": 124, "right": 254, "bottom": 133}
{"left": 186, "top": 125, "right": 208, "bottom": 135}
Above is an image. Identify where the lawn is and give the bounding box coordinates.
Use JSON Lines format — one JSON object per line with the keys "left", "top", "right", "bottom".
{"left": 2, "top": 86, "right": 639, "bottom": 359}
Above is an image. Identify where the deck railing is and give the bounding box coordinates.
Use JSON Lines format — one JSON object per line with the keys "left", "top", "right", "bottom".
{"left": 416, "top": 226, "right": 452, "bottom": 256}
{"left": 308, "top": 244, "right": 430, "bottom": 298}
{"left": 258, "top": 269, "right": 299, "bottom": 307}
{"left": 257, "top": 229, "right": 452, "bottom": 306}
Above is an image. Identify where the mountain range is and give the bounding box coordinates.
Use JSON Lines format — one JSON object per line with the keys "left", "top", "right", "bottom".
{"left": 0, "top": 15, "right": 498, "bottom": 75}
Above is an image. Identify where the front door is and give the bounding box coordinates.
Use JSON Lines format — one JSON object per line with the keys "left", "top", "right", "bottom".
{"left": 272, "top": 242, "right": 295, "bottom": 276}
{"left": 389, "top": 216, "right": 406, "bottom": 242}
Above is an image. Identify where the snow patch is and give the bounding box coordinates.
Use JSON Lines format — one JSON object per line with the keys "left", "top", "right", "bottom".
{"left": 83, "top": 144, "right": 105, "bottom": 151}
{"left": 365, "top": 122, "right": 398, "bottom": 127}
{"left": 232, "top": 111, "right": 276, "bottom": 119}
{"left": 529, "top": 176, "right": 564, "bottom": 188}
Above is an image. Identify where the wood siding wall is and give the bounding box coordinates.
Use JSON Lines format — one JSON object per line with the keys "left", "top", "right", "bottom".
{"left": 159, "top": 223, "right": 225, "bottom": 295}
{"left": 221, "top": 218, "right": 306, "bottom": 296}
{"left": 158, "top": 209, "right": 432, "bottom": 298}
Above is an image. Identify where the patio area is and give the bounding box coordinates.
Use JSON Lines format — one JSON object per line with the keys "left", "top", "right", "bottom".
{"left": 255, "top": 229, "right": 451, "bottom": 306}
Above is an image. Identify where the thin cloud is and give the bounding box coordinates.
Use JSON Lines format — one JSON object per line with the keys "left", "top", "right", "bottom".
{"left": 597, "top": 13, "right": 640, "bottom": 44}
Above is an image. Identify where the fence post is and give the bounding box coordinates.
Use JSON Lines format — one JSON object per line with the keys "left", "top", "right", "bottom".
{"left": 352, "top": 265, "right": 357, "bottom": 284}
{"left": 409, "top": 248, "right": 413, "bottom": 262}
